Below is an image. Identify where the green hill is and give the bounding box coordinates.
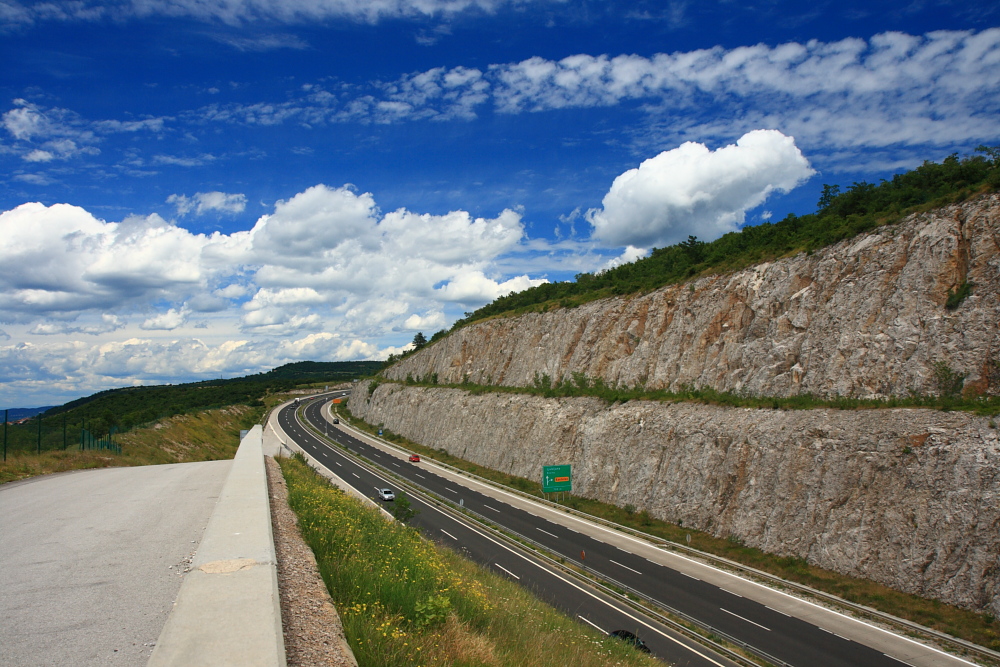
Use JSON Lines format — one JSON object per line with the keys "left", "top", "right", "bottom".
{"left": 3, "top": 360, "right": 381, "bottom": 455}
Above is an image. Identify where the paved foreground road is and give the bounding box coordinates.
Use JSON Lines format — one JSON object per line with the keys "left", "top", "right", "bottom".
{"left": 0, "top": 461, "right": 232, "bottom": 667}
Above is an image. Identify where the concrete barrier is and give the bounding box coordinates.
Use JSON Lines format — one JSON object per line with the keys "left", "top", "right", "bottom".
{"left": 148, "top": 425, "right": 285, "bottom": 667}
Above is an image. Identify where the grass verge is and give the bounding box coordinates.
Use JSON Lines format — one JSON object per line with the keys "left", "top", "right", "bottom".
{"left": 278, "top": 453, "right": 662, "bottom": 667}
{"left": 338, "top": 406, "right": 1000, "bottom": 654}
{"left": 0, "top": 403, "right": 262, "bottom": 485}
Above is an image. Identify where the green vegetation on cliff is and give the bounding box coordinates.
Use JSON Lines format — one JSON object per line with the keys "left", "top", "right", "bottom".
{"left": 455, "top": 148, "right": 1000, "bottom": 327}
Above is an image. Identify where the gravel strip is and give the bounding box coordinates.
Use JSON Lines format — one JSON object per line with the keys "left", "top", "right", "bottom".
{"left": 266, "top": 456, "right": 358, "bottom": 667}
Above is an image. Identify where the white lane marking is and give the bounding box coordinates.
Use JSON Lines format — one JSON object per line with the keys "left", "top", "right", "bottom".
{"left": 821, "top": 628, "right": 852, "bottom": 641}
{"left": 335, "top": 462, "right": 342, "bottom": 467}
{"left": 765, "top": 605, "right": 790, "bottom": 617}
{"left": 483, "top": 505, "right": 501, "bottom": 512}
{"left": 392, "top": 462, "right": 400, "bottom": 467}
{"left": 885, "top": 655, "right": 918, "bottom": 667}
{"left": 415, "top": 474, "right": 426, "bottom": 479}
{"left": 453, "top": 520, "right": 728, "bottom": 667}
{"left": 352, "top": 473, "right": 359, "bottom": 479}
{"left": 720, "top": 608, "right": 771, "bottom": 632}
{"left": 441, "top": 529, "right": 458, "bottom": 541}
{"left": 495, "top": 564, "right": 520, "bottom": 580}
{"left": 680, "top": 571, "right": 700, "bottom": 581}
{"left": 577, "top": 615, "right": 606, "bottom": 634}
{"left": 444, "top": 487, "right": 458, "bottom": 494}
{"left": 536, "top": 527, "right": 558, "bottom": 538}
{"left": 720, "top": 587, "right": 742, "bottom": 598}
{"left": 609, "top": 559, "right": 642, "bottom": 575}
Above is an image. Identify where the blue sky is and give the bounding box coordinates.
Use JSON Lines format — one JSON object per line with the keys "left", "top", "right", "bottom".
{"left": 1, "top": 0, "right": 998, "bottom": 407}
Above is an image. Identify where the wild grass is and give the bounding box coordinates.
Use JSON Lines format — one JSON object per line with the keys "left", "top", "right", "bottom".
{"left": 338, "top": 407, "right": 1000, "bottom": 653}
{"left": 0, "top": 404, "right": 261, "bottom": 485}
{"left": 278, "top": 454, "right": 661, "bottom": 667}
{"left": 392, "top": 374, "right": 1000, "bottom": 417}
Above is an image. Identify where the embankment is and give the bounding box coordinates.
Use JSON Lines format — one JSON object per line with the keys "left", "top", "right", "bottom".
{"left": 350, "top": 382, "right": 1000, "bottom": 616}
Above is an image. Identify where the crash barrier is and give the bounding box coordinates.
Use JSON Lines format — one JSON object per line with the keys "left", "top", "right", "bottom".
{"left": 148, "top": 425, "right": 285, "bottom": 666}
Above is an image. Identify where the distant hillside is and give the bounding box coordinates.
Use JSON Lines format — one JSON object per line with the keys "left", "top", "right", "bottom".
{"left": 257, "top": 360, "right": 383, "bottom": 381}
{"left": 453, "top": 148, "right": 1000, "bottom": 328}
{"left": 2, "top": 407, "right": 55, "bottom": 421}
{"left": 39, "top": 360, "right": 382, "bottom": 438}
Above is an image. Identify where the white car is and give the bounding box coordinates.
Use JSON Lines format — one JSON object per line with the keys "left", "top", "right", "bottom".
{"left": 377, "top": 488, "right": 395, "bottom": 501}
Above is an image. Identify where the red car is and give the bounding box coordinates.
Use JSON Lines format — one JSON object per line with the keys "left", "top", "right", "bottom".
{"left": 408, "top": 454, "right": 421, "bottom": 463}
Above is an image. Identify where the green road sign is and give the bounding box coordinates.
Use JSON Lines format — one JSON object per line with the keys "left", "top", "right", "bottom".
{"left": 542, "top": 464, "right": 572, "bottom": 493}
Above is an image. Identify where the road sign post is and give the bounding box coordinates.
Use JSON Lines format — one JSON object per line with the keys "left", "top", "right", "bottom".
{"left": 542, "top": 464, "right": 572, "bottom": 494}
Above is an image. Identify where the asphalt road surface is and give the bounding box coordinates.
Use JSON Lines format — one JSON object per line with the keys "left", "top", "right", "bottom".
{"left": 287, "top": 395, "right": 916, "bottom": 667}
{"left": 281, "top": 396, "right": 741, "bottom": 667}
{"left": 0, "top": 460, "right": 231, "bottom": 667}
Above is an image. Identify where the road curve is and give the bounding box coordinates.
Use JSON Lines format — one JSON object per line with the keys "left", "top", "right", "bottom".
{"left": 291, "top": 394, "right": 973, "bottom": 667}
{"left": 277, "top": 394, "right": 737, "bottom": 667}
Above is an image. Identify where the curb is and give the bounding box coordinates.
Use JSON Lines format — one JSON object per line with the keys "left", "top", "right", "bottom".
{"left": 148, "top": 425, "right": 285, "bottom": 667}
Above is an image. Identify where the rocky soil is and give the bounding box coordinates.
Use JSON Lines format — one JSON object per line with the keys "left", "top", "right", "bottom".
{"left": 266, "top": 456, "right": 357, "bottom": 667}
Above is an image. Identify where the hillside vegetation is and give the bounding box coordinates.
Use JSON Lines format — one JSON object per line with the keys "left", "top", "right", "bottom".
{"left": 0, "top": 405, "right": 258, "bottom": 485}
{"left": 2, "top": 360, "right": 381, "bottom": 475}
{"left": 454, "top": 148, "right": 1000, "bottom": 327}
{"left": 0, "top": 360, "right": 381, "bottom": 455}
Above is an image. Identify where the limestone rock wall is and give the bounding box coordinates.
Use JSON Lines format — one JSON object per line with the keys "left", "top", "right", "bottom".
{"left": 349, "top": 382, "right": 1000, "bottom": 615}
{"left": 386, "top": 195, "right": 1000, "bottom": 399}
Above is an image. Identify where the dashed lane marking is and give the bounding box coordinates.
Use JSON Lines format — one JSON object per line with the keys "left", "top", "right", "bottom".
{"left": 720, "top": 608, "right": 771, "bottom": 632}
{"left": 609, "top": 559, "right": 642, "bottom": 575}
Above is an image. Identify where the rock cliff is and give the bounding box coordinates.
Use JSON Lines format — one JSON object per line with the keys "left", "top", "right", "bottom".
{"left": 357, "top": 195, "right": 1000, "bottom": 616}
{"left": 386, "top": 195, "right": 1000, "bottom": 399}
{"left": 349, "top": 382, "right": 1000, "bottom": 616}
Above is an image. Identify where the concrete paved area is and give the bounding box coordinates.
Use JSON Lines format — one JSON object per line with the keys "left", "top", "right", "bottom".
{"left": 0, "top": 461, "right": 231, "bottom": 667}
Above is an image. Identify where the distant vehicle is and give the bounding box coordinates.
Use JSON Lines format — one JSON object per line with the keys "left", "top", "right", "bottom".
{"left": 293, "top": 398, "right": 300, "bottom": 405}
{"left": 409, "top": 454, "right": 421, "bottom": 462}
{"left": 332, "top": 418, "right": 340, "bottom": 424}
{"left": 609, "top": 630, "right": 650, "bottom": 653}
{"left": 377, "top": 488, "right": 395, "bottom": 501}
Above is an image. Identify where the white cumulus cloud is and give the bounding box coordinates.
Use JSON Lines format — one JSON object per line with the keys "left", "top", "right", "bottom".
{"left": 140, "top": 308, "right": 188, "bottom": 330}
{"left": 168, "top": 191, "right": 247, "bottom": 216}
{"left": 587, "top": 130, "right": 814, "bottom": 249}
{"left": 0, "top": 182, "right": 555, "bottom": 402}
{"left": 402, "top": 311, "right": 445, "bottom": 331}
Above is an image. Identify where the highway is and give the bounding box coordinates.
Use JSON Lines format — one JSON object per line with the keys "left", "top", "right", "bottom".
{"left": 277, "top": 394, "right": 736, "bottom": 666}
{"left": 282, "top": 394, "right": 921, "bottom": 667}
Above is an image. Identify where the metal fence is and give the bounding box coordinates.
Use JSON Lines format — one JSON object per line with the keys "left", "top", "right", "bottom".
{"left": 2, "top": 410, "right": 122, "bottom": 460}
